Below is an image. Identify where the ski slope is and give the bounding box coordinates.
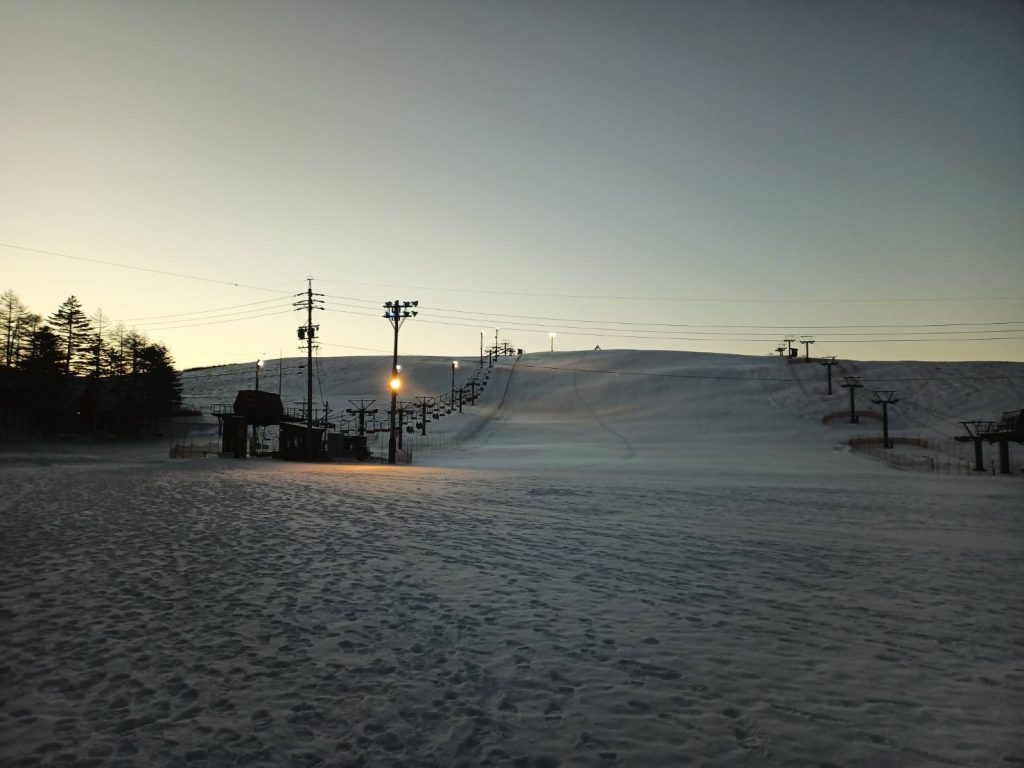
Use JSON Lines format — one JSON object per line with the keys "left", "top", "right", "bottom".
{"left": 1, "top": 350, "right": 1021, "bottom": 767}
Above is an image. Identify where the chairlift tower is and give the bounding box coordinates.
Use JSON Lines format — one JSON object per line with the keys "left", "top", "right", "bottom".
{"left": 870, "top": 390, "right": 899, "bottom": 448}
{"left": 819, "top": 356, "right": 838, "bottom": 395}
{"left": 414, "top": 396, "right": 434, "bottom": 436}
{"left": 799, "top": 336, "right": 815, "bottom": 362}
{"left": 957, "top": 420, "right": 996, "bottom": 472}
{"left": 841, "top": 376, "right": 863, "bottom": 423}
{"left": 346, "top": 400, "right": 377, "bottom": 436}
{"left": 784, "top": 336, "right": 796, "bottom": 360}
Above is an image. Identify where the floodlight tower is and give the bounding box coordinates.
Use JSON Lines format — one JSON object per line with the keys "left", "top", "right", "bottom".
{"left": 871, "top": 390, "right": 899, "bottom": 448}
{"left": 451, "top": 360, "right": 459, "bottom": 406}
{"left": 383, "top": 299, "right": 419, "bottom": 464}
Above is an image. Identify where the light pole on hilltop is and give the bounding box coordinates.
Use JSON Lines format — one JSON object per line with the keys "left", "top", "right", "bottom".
{"left": 549, "top": 332, "right": 556, "bottom": 352}
{"left": 479, "top": 330, "right": 484, "bottom": 366}
{"left": 451, "top": 360, "right": 458, "bottom": 407}
{"left": 255, "top": 358, "right": 264, "bottom": 391}
{"left": 383, "top": 299, "right": 419, "bottom": 464}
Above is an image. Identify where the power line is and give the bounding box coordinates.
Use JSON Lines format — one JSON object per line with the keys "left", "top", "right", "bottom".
{"left": 513, "top": 362, "right": 1018, "bottom": 384}
{"left": 1, "top": 242, "right": 293, "bottom": 294}
{"left": 313, "top": 275, "right": 1024, "bottom": 304}
{"left": 133, "top": 308, "right": 297, "bottom": 332}
{"left": 320, "top": 301, "right": 1024, "bottom": 339}
{"left": 319, "top": 341, "right": 393, "bottom": 354}
{"left": 412, "top": 302, "right": 1024, "bottom": 331}
{"left": 122, "top": 296, "right": 291, "bottom": 321}
{"left": 320, "top": 304, "right": 1024, "bottom": 345}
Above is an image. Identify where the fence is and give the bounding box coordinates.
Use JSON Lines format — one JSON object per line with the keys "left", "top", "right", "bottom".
{"left": 169, "top": 439, "right": 222, "bottom": 458}
{"left": 848, "top": 436, "right": 994, "bottom": 476}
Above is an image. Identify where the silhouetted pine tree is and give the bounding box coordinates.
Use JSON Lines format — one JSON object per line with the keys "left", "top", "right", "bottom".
{"left": 18, "top": 325, "right": 64, "bottom": 378}
{"left": 136, "top": 343, "right": 183, "bottom": 417}
{"left": 49, "top": 296, "right": 94, "bottom": 377}
{"left": 1, "top": 289, "right": 29, "bottom": 368}
{"left": 88, "top": 308, "right": 110, "bottom": 377}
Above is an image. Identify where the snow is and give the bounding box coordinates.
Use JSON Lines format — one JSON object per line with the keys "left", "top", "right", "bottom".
{"left": 1, "top": 349, "right": 1022, "bottom": 766}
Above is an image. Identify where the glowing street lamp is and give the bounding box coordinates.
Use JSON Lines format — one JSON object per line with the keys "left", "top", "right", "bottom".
{"left": 549, "top": 332, "right": 557, "bottom": 352}
{"left": 451, "top": 360, "right": 459, "bottom": 406}
{"left": 255, "top": 358, "right": 264, "bottom": 391}
{"left": 383, "top": 299, "right": 418, "bottom": 464}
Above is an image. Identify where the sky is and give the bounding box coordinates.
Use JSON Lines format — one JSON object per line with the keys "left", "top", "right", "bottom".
{"left": 2, "top": 0, "right": 1022, "bottom": 369}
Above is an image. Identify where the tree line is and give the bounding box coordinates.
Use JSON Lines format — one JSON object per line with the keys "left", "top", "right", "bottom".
{"left": 1, "top": 289, "right": 183, "bottom": 431}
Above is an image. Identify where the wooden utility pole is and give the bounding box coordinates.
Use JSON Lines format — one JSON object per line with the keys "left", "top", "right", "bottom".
{"left": 383, "top": 299, "right": 418, "bottom": 464}
{"left": 295, "top": 280, "right": 323, "bottom": 461}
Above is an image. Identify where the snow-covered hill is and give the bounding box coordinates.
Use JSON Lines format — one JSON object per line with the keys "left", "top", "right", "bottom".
{"left": 180, "top": 349, "right": 1023, "bottom": 473}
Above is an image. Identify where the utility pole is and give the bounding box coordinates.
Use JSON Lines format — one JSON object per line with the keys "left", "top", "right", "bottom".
{"left": 820, "top": 356, "right": 838, "bottom": 395}
{"left": 479, "top": 331, "right": 484, "bottom": 367}
{"left": 415, "top": 396, "right": 434, "bottom": 436}
{"left": 383, "top": 299, "right": 418, "bottom": 464}
{"left": 841, "top": 376, "right": 863, "bottom": 424}
{"left": 294, "top": 280, "right": 323, "bottom": 461}
{"left": 800, "top": 336, "right": 815, "bottom": 362}
{"left": 871, "top": 390, "right": 899, "bottom": 448}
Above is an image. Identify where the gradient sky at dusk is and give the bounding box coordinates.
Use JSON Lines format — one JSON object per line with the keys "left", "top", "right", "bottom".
{"left": 2, "top": 0, "right": 1022, "bottom": 368}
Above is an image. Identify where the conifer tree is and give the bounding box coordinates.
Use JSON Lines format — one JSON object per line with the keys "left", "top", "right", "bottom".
{"left": 19, "top": 325, "right": 63, "bottom": 377}
{"left": 89, "top": 308, "right": 110, "bottom": 377}
{"left": 1, "top": 289, "right": 27, "bottom": 368}
{"left": 137, "top": 343, "right": 183, "bottom": 416}
{"left": 49, "top": 296, "right": 93, "bottom": 376}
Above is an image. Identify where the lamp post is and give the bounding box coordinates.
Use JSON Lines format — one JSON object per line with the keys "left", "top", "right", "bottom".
{"left": 479, "top": 330, "right": 484, "bottom": 366}
{"left": 549, "top": 332, "right": 556, "bottom": 352}
{"left": 451, "top": 360, "right": 459, "bottom": 406}
{"left": 255, "top": 358, "right": 264, "bottom": 391}
{"left": 383, "top": 299, "right": 419, "bottom": 464}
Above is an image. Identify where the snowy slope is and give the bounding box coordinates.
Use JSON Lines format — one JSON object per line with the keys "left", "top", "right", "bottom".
{"left": 2, "top": 351, "right": 1022, "bottom": 768}
{"left": 180, "top": 349, "right": 1024, "bottom": 474}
